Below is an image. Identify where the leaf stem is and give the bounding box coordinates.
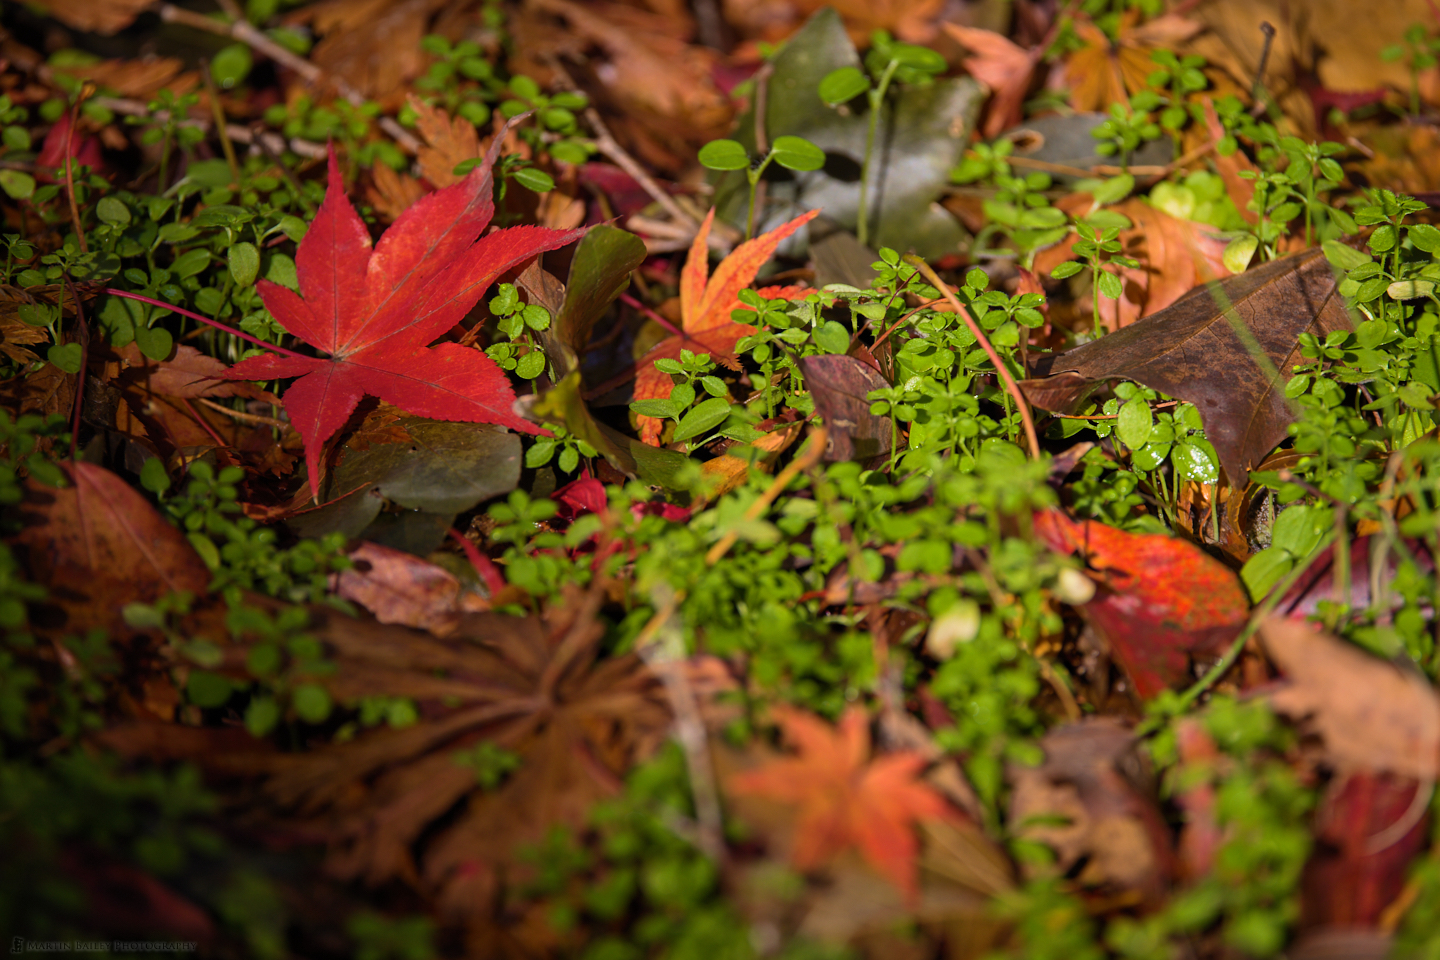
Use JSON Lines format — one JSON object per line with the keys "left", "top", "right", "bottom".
{"left": 858, "top": 59, "right": 899, "bottom": 248}
{"left": 103, "top": 288, "right": 311, "bottom": 361}
{"left": 903, "top": 256, "right": 1041, "bottom": 459}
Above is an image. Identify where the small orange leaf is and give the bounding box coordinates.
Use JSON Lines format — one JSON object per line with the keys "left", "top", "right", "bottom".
{"left": 634, "top": 207, "right": 819, "bottom": 445}
{"left": 727, "top": 705, "right": 955, "bottom": 898}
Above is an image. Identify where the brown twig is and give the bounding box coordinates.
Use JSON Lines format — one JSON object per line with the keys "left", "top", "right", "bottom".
{"left": 159, "top": 2, "right": 420, "bottom": 153}
{"left": 543, "top": 55, "right": 698, "bottom": 231}
{"left": 195, "top": 396, "right": 287, "bottom": 429}
{"left": 903, "top": 256, "right": 1041, "bottom": 459}
{"left": 704, "top": 426, "right": 827, "bottom": 565}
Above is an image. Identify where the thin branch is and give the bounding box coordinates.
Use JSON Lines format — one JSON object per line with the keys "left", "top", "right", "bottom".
{"left": 704, "top": 427, "right": 827, "bottom": 565}
{"left": 544, "top": 55, "right": 698, "bottom": 231}
{"left": 158, "top": 2, "right": 420, "bottom": 153}
{"left": 196, "top": 396, "right": 287, "bottom": 428}
{"left": 105, "top": 288, "right": 310, "bottom": 359}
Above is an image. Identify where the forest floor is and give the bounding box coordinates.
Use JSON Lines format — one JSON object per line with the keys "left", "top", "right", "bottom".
{"left": 5, "top": 0, "right": 1440, "bottom": 958}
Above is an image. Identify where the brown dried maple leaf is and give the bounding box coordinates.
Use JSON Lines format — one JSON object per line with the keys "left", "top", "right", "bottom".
{"left": 249, "top": 583, "right": 672, "bottom": 906}
{"left": 727, "top": 705, "right": 957, "bottom": 898}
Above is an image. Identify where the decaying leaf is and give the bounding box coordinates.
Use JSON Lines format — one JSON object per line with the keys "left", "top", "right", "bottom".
{"left": 727, "top": 705, "right": 960, "bottom": 898}
{"left": 285, "top": 418, "right": 522, "bottom": 552}
{"left": 249, "top": 584, "right": 671, "bottom": 904}
{"left": 713, "top": 7, "right": 982, "bottom": 258}
{"left": 1259, "top": 616, "right": 1440, "bottom": 781}
{"left": 221, "top": 133, "right": 582, "bottom": 492}
{"left": 1034, "top": 196, "right": 1231, "bottom": 331}
{"left": 409, "top": 95, "right": 482, "bottom": 190}
{"left": 334, "top": 540, "right": 490, "bottom": 635}
{"left": 291, "top": 0, "right": 449, "bottom": 100}
{"left": 14, "top": 462, "right": 211, "bottom": 634}
{"left": 1023, "top": 248, "right": 1353, "bottom": 483}
{"left": 30, "top": 0, "right": 153, "bottom": 34}
{"left": 1302, "top": 771, "right": 1430, "bottom": 929}
{"left": 1036, "top": 509, "right": 1249, "bottom": 699}
{"left": 633, "top": 207, "right": 818, "bottom": 445}
{"left": 1009, "top": 718, "right": 1173, "bottom": 903}
{"left": 1065, "top": 12, "right": 1203, "bottom": 113}
{"left": 797, "top": 353, "right": 892, "bottom": 462}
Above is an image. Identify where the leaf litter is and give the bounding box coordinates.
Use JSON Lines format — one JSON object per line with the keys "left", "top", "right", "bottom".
{"left": 10, "top": 1, "right": 1440, "bottom": 956}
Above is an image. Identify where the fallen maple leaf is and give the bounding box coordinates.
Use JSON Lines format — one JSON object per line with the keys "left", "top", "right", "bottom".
{"left": 1035, "top": 509, "right": 1249, "bottom": 699}
{"left": 1065, "top": 12, "right": 1202, "bottom": 113}
{"left": 943, "top": 23, "right": 1041, "bottom": 139}
{"left": 223, "top": 133, "right": 582, "bottom": 493}
{"left": 727, "top": 705, "right": 956, "bottom": 898}
{"left": 633, "top": 206, "right": 818, "bottom": 445}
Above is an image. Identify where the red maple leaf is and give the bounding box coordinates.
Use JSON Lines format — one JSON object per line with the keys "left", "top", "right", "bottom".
{"left": 223, "top": 138, "right": 582, "bottom": 492}
{"left": 727, "top": 705, "right": 956, "bottom": 898}
{"left": 1035, "top": 510, "right": 1249, "bottom": 698}
{"left": 632, "top": 206, "right": 818, "bottom": 445}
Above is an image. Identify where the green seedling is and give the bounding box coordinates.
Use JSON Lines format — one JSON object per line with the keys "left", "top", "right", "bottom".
{"left": 698, "top": 135, "right": 825, "bottom": 240}
{"left": 817, "top": 31, "right": 947, "bottom": 246}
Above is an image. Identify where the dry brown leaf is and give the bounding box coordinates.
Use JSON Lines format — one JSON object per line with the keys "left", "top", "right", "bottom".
{"left": 0, "top": 314, "right": 48, "bottom": 366}
{"left": 31, "top": 0, "right": 153, "bottom": 34}
{"left": 1260, "top": 616, "right": 1440, "bottom": 781}
{"left": 943, "top": 23, "right": 1040, "bottom": 139}
{"left": 335, "top": 540, "right": 489, "bottom": 635}
{"left": 58, "top": 57, "right": 193, "bottom": 100}
{"left": 292, "top": 0, "right": 451, "bottom": 101}
{"left": 235, "top": 583, "right": 670, "bottom": 912}
{"left": 14, "top": 462, "right": 212, "bottom": 635}
{"left": 113, "top": 342, "right": 279, "bottom": 402}
{"left": 1066, "top": 13, "right": 1203, "bottom": 113}
{"left": 520, "top": 0, "right": 732, "bottom": 152}
{"left": 366, "top": 162, "right": 428, "bottom": 223}
{"left": 722, "top": 0, "right": 943, "bottom": 47}
{"left": 1008, "top": 718, "right": 1173, "bottom": 904}
{"left": 409, "top": 96, "right": 481, "bottom": 189}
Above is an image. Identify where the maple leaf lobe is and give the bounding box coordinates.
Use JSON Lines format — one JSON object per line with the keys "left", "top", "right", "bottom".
{"left": 222, "top": 140, "right": 582, "bottom": 492}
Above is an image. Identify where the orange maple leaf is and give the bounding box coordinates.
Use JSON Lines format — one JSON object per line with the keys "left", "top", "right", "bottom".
{"left": 727, "top": 705, "right": 955, "bottom": 898}
{"left": 943, "top": 23, "right": 1041, "bottom": 138}
{"left": 633, "top": 206, "right": 818, "bottom": 445}
{"left": 1065, "top": 12, "right": 1201, "bottom": 113}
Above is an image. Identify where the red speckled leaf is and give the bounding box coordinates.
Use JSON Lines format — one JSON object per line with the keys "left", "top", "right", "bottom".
{"left": 634, "top": 207, "right": 818, "bottom": 445}
{"left": 1035, "top": 510, "right": 1248, "bottom": 699}
{"left": 727, "top": 705, "right": 957, "bottom": 898}
{"left": 224, "top": 129, "right": 583, "bottom": 491}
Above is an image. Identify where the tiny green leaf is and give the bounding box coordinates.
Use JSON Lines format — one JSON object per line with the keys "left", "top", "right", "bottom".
{"left": 228, "top": 241, "right": 260, "bottom": 286}
{"left": 818, "top": 66, "right": 870, "bottom": 105}
{"left": 671, "top": 397, "right": 732, "bottom": 443}
{"left": 1223, "top": 234, "right": 1258, "bottom": 274}
{"left": 698, "top": 139, "right": 751, "bottom": 171}
{"left": 1115, "top": 397, "right": 1153, "bottom": 450}
{"left": 511, "top": 167, "right": 555, "bottom": 193}
{"left": 771, "top": 136, "right": 826, "bottom": 172}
